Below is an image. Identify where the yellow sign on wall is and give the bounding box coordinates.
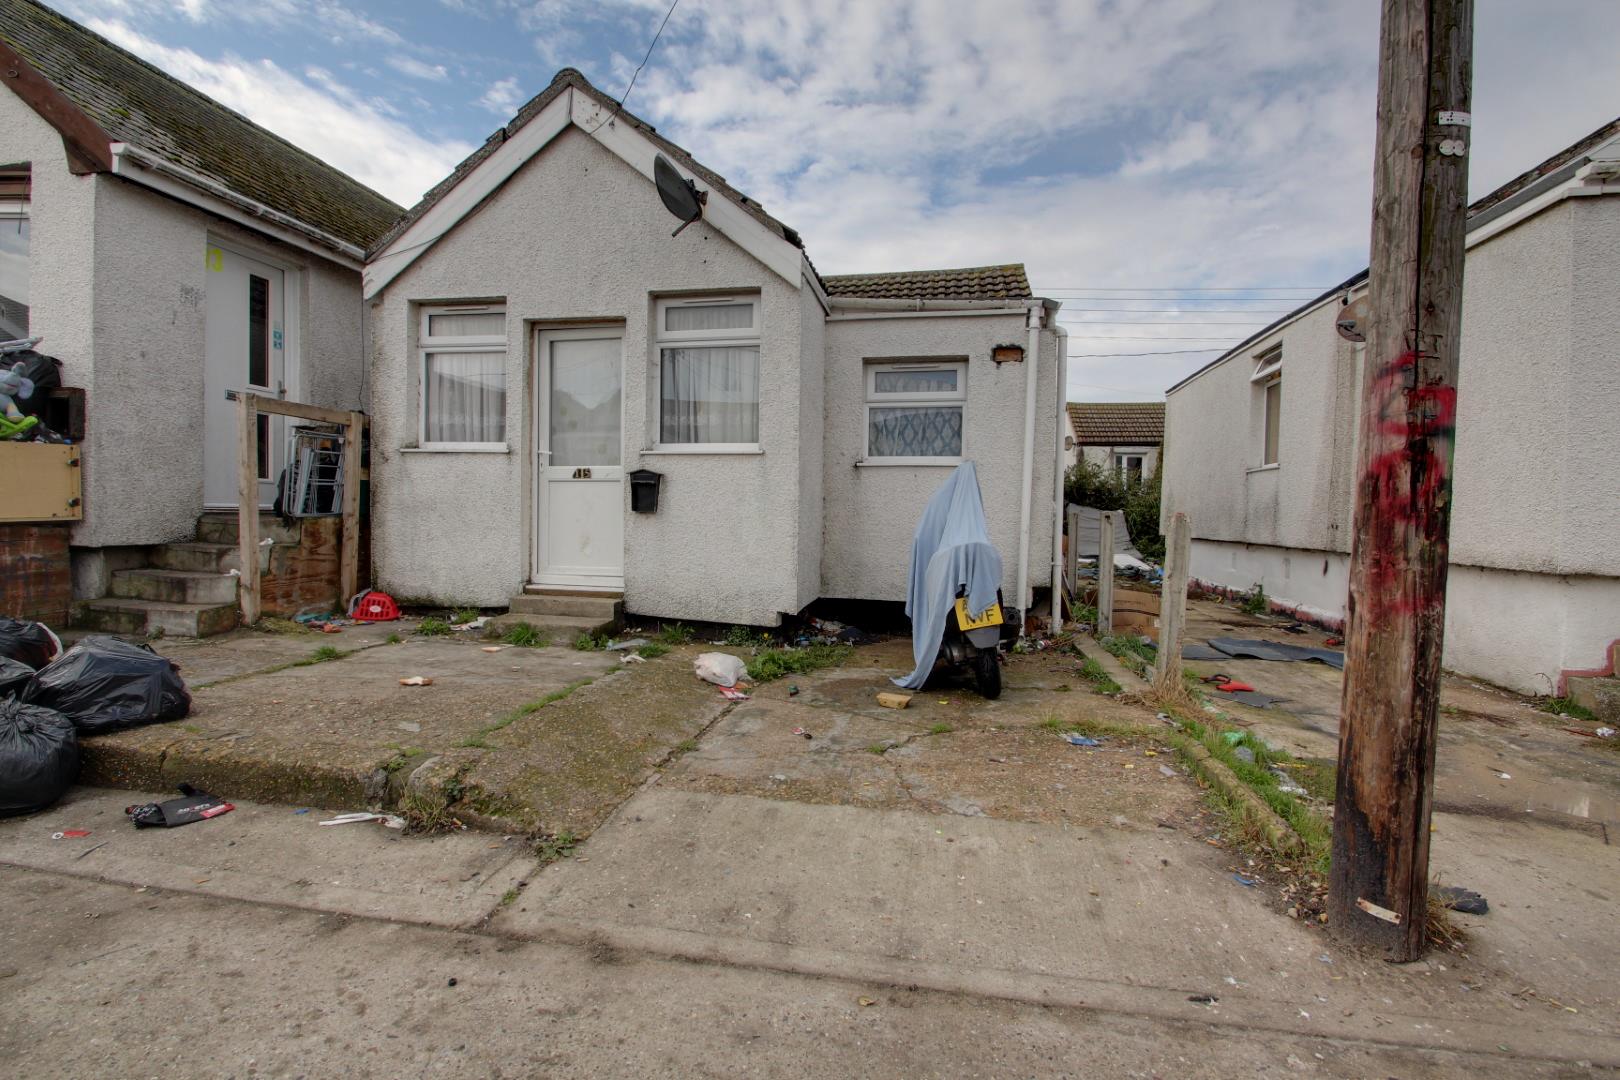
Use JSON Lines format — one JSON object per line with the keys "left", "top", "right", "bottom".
{"left": 206, "top": 246, "right": 223, "bottom": 272}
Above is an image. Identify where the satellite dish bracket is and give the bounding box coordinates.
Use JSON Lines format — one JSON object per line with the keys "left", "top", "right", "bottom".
{"left": 669, "top": 187, "right": 707, "bottom": 237}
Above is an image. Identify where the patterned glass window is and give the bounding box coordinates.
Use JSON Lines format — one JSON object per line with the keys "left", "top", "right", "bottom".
{"left": 865, "top": 361, "right": 967, "bottom": 461}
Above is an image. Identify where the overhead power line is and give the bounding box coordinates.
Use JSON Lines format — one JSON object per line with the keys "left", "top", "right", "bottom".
{"left": 1069, "top": 347, "right": 1229, "bottom": 358}
{"left": 1040, "top": 286, "right": 1330, "bottom": 292}
{"left": 1056, "top": 306, "right": 1299, "bottom": 313}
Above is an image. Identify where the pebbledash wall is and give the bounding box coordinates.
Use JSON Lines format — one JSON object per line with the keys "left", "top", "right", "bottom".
{"left": 366, "top": 125, "right": 1062, "bottom": 624}
{"left": 1162, "top": 193, "right": 1620, "bottom": 695}
{"left": 367, "top": 127, "right": 808, "bottom": 623}
{"left": 1, "top": 86, "right": 366, "bottom": 596}
{"left": 821, "top": 309, "right": 1059, "bottom": 606}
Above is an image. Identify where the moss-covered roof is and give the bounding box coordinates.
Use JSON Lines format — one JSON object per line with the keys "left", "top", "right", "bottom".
{"left": 0, "top": 0, "right": 402, "bottom": 250}
{"left": 823, "top": 263, "right": 1031, "bottom": 302}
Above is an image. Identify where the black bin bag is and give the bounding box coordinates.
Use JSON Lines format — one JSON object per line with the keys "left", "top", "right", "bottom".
{"left": 25, "top": 636, "right": 190, "bottom": 735}
{"left": 0, "top": 617, "right": 60, "bottom": 670}
{"left": 0, "top": 698, "right": 79, "bottom": 816}
{"left": 0, "top": 656, "right": 35, "bottom": 698}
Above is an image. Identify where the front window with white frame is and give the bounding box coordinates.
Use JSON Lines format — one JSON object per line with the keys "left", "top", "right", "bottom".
{"left": 1251, "top": 343, "right": 1282, "bottom": 467}
{"left": 864, "top": 360, "right": 967, "bottom": 462}
{"left": 419, "top": 304, "right": 506, "bottom": 447}
{"left": 0, "top": 167, "right": 30, "bottom": 340}
{"left": 655, "top": 295, "right": 760, "bottom": 449}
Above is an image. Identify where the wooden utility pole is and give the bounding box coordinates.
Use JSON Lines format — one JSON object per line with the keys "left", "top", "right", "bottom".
{"left": 1329, "top": 0, "right": 1473, "bottom": 960}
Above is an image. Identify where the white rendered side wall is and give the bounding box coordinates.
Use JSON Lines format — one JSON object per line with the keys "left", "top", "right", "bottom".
{"left": 821, "top": 312, "right": 1059, "bottom": 606}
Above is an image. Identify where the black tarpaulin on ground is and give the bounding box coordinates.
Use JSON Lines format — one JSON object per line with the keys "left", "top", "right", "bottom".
{"left": 1206, "top": 637, "right": 1346, "bottom": 669}
{"left": 24, "top": 636, "right": 191, "bottom": 734}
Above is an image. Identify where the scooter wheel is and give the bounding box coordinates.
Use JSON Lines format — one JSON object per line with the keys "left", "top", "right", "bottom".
{"left": 974, "top": 649, "right": 1001, "bottom": 700}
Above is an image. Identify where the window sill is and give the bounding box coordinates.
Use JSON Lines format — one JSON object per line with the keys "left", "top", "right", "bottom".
{"left": 1246, "top": 463, "right": 1280, "bottom": 474}
{"left": 401, "top": 445, "right": 511, "bottom": 454}
{"left": 640, "top": 446, "right": 764, "bottom": 456}
{"left": 856, "top": 458, "right": 964, "bottom": 468}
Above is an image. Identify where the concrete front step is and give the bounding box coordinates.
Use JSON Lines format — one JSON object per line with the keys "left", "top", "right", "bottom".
{"left": 509, "top": 592, "right": 625, "bottom": 620}
{"left": 486, "top": 611, "right": 620, "bottom": 642}
{"left": 151, "top": 542, "right": 244, "bottom": 574}
{"left": 110, "top": 567, "right": 239, "bottom": 606}
{"left": 1567, "top": 675, "right": 1620, "bottom": 724}
{"left": 78, "top": 596, "right": 239, "bottom": 639}
{"left": 195, "top": 512, "right": 303, "bottom": 547}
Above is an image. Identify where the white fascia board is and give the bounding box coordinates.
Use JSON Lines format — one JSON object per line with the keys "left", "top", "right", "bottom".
{"left": 109, "top": 144, "right": 364, "bottom": 270}
{"left": 570, "top": 94, "right": 803, "bottom": 287}
{"left": 803, "top": 263, "right": 831, "bottom": 314}
{"left": 364, "top": 89, "right": 575, "bottom": 298}
{"left": 1464, "top": 164, "right": 1620, "bottom": 250}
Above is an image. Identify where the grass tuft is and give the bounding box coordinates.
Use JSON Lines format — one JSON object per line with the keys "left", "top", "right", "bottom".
{"left": 1078, "top": 656, "right": 1122, "bottom": 695}
{"left": 416, "top": 617, "right": 453, "bottom": 637}
{"left": 929, "top": 722, "right": 954, "bottom": 735}
{"left": 745, "top": 643, "right": 852, "bottom": 683}
{"left": 385, "top": 632, "right": 402, "bottom": 644}
{"left": 637, "top": 642, "right": 670, "bottom": 659}
{"left": 574, "top": 631, "right": 610, "bottom": 651}
{"left": 501, "top": 622, "right": 550, "bottom": 648}
{"left": 657, "top": 622, "right": 694, "bottom": 645}
{"left": 457, "top": 679, "right": 593, "bottom": 748}
{"left": 450, "top": 608, "right": 480, "bottom": 625}
{"left": 1540, "top": 695, "right": 1598, "bottom": 722}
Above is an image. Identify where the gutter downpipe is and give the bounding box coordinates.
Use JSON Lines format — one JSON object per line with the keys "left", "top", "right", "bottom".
{"left": 1050, "top": 323, "right": 1069, "bottom": 636}
{"left": 1015, "top": 300, "right": 1045, "bottom": 633}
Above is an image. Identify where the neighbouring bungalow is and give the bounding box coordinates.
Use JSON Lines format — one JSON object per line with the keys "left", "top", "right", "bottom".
{"left": 1161, "top": 117, "right": 1620, "bottom": 704}
{"left": 363, "top": 68, "right": 1068, "bottom": 633}
{"left": 1066, "top": 401, "right": 1164, "bottom": 483}
{"left": 0, "top": 0, "right": 400, "bottom": 635}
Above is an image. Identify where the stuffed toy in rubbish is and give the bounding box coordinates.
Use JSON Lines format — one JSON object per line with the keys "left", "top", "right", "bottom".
{"left": 0, "top": 362, "right": 35, "bottom": 418}
{"left": 0, "top": 362, "right": 37, "bottom": 439}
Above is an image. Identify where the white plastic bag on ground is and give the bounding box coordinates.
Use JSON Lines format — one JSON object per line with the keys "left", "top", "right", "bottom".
{"left": 694, "top": 652, "right": 748, "bottom": 688}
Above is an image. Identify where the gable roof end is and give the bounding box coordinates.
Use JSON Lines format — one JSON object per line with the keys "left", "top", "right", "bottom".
{"left": 0, "top": 0, "right": 402, "bottom": 250}
{"left": 368, "top": 67, "right": 805, "bottom": 261}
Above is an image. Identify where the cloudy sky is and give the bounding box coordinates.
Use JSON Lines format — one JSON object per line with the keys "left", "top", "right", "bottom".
{"left": 47, "top": 0, "right": 1620, "bottom": 400}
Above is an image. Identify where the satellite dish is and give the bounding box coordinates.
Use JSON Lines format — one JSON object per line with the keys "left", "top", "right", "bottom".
{"left": 653, "top": 153, "right": 707, "bottom": 237}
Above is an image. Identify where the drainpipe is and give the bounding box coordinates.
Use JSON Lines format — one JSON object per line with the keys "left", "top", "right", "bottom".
{"left": 1014, "top": 301, "right": 1044, "bottom": 631}
{"left": 1050, "top": 323, "right": 1069, "bottom": 636}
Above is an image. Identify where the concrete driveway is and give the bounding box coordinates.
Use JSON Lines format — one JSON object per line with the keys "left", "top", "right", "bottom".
{"left": 3, "top": 632, "right": 1616, "bottom": 1074}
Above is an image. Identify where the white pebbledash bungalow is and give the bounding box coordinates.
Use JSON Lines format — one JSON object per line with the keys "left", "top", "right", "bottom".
{"left": 363, "top": 69, "right": 1067, "bottom": 634}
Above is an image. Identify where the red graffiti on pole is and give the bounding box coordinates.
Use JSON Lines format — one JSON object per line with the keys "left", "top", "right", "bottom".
{"left": 1355, "top": 351, "right": 1457, "bottom": 623}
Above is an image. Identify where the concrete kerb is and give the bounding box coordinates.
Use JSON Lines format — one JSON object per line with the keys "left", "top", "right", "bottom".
{"left": 1074, "top": 633, "right": 1304, "bottom": 855}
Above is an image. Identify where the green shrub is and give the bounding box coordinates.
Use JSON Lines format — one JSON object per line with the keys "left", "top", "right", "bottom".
{"left": 1240, "top": 585, "right": 1268, "bottom": 616}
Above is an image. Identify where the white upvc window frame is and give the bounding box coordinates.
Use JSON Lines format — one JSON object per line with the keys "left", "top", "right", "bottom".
{"left": 418, "top": 302, "right": 508, "bottom": 451}
{"left": 862, "top": 359, "right": 968, "bottom": 466}
{"left": 1115, "top": 453, "right": 1146, "bottom": 483}
{"left": 0, "top": 190, "right": 30, "bottom": 340}
{"left": 1249, "top": 343, "right": 1282, "bottom": 468}
{"left": 652, "top": 294, "right": 762, "bottom": 453}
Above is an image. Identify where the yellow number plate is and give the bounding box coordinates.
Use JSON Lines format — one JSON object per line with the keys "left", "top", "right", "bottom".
{"left": 954, "top": 598, "right": 1003, "bottom": 631}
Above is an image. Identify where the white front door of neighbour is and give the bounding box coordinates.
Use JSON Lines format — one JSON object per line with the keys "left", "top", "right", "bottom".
{"left": 533, "top": 328, "right": 624, "bottom": 589}
{"left": 203, "top": 243, "right": 287, "bottom": 508}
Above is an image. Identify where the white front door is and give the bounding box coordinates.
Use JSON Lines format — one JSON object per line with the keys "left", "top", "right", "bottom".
{"left": 204, "top": 243, "right": 287, "bottom": 508}
{"left": 533, "top": 328, "right": 624, "bottom": 588}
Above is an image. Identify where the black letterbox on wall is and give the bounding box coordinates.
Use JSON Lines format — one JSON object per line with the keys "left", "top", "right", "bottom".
{"left": 629, "top": 468, "right": 663, "bottom": 513}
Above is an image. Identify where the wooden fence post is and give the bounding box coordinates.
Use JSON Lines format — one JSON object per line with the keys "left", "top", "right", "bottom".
{"left": 339, "top": 411, "right": 363, "bottom": 606}
{"left": 1097, "top": 511, "right": 1115, "bottom": 636}
{"left": 1155, "top": 511, "right": 1191, "bottom": 691}
{"left": 235, "top": 393, "right": 261, "bottom": 627}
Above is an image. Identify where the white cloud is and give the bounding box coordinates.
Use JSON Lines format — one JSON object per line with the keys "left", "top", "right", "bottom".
{"left": 86, "top": 20, "right": 473, "bottom": 207}
{"left": 386, "top": 55, "right": 449, "bottom": 81}
{"left": 477, "top": 76, "right": 524, "bottom": 116}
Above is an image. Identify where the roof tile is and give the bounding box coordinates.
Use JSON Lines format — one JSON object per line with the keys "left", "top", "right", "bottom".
{"left": 1067, "top": 402, "right": 1165, "bottom": 444}
{"left": 823, "top": 264, "right": 1031, "bottom": 302}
